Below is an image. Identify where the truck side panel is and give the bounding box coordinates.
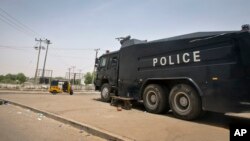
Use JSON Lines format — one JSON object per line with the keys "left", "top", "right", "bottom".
{"left": 118, "top": 33, "right": 250, "bottom": 113}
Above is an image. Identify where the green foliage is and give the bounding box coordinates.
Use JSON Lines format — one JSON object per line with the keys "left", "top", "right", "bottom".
{"left": 0, "top": 73, "right": 27, "bottom": 84}
{"left": 16, "top": 73, "right": 26, "bottom": 83}
{"left": 0, "top": 75, "right": 4, "bottom": 81}
{"left": 53, "top": 77, "right": 64, "bottom": 80}
{"left": 84, "top": 72, "right": 93, "bottom": 85}
{"left": 5, "top": 74, "right": 16, "bottom": 80}
{"left": 75, "top": 79, "right": 81, "bottom": 85}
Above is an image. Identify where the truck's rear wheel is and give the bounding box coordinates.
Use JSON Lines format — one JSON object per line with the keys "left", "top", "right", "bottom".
{"left": 143, "top": 84, "right": 169, "bottom": 114}
{"left": 101, "top": 83, "right": 111, "bottom": 102}
{"left": 169, "top": 84, "right": 202, "bottom": 120}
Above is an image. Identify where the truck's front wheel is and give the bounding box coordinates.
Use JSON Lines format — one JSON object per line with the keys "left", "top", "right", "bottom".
{"left": 101, "top": 83, "right": 111, "bottom": 102}
{"left": 143, "top": 84, "right": 168, "bottom": 114}
{"left": 169, "top": 84, "right": 202, "bottom": 120}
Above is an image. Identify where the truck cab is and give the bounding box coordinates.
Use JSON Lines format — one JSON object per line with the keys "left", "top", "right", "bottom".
{"left": 94, "top": 51, "right": 119, "bottom": 101}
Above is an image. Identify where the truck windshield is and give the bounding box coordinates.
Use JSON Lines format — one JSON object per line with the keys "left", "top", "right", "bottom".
{"left": 100, "top": 57, "right": 107, "bottom": 67}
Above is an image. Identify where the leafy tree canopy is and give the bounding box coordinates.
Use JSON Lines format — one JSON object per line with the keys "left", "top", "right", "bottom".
{"left": 84, "top": 72, "right": 93, "bottom": 85}
{"left": 0, "top": 73, "right": 27, "bottom": 84}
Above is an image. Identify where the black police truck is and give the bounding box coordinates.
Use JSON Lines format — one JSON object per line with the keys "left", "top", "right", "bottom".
{"left": 94, "top": 25, "right": 250, "bottom": 120}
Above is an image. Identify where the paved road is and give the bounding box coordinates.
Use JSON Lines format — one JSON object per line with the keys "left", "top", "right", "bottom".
{"left": 1, "top": 92, "right": 248, "bottom": 141}
{"left": 0, "top": 103, "right": 103, "bottom": 141}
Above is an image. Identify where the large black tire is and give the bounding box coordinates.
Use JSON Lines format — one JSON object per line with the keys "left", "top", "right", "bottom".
{"left": 101, "top": 83, "right": 111, "bottom": 102}
{"left": 143, "top": 84, "right": 169, "bottom": 114}
{"left": 169, "top": 84, "right": 202, "bottom": 120}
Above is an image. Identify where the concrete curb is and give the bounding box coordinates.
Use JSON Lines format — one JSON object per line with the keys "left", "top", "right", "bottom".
{"left": 0, "top": 99, "right": 133, "bottom": 141}
{"left": 0, "top": 91, "right": 49, "bottom": 95}
{"left": 0, "top": 91, "right": 100, "bottom": 95}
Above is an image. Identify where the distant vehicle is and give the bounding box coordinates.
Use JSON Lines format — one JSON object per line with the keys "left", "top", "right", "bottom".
{"left": 49, "top": 80, "right": 73, "bottom": 95}
{"left": 94, "top": 25, "right": 250, "bottom": 120}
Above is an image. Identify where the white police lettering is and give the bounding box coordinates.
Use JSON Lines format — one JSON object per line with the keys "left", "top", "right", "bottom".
{"left": 176, "top": 54, "right": 180, "bottom": 64}
{"left": 153, "top": 58, "right": 158, "bottom": 67}
{"left": 183, "top": 53, "right": 190, "bottom": 63}
{"left": 169, "top": 56, "right": 174, "bottom": 65}
{"left": 193, "top": 51, "right": 201, "bottom": 62}
{"left": 152, "top": 51, "right": 201, "bottom": 67}
{"left": 160, "top": 57, "right": 167, "bottom": 65}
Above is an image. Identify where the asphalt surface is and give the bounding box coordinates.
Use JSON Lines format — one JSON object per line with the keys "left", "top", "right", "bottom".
{"left": 0, "top": 103, "right": 103, "bottom": 141}
{"left": 1, "top": 92, "right": 249, "bottom": 141}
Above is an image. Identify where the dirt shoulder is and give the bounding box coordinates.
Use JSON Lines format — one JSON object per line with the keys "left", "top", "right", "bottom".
{"left": 0, "top": 93, "right": 231, "bottom": 141}
{"left": 0, "top": 104, "right": 103, "bottom": 141}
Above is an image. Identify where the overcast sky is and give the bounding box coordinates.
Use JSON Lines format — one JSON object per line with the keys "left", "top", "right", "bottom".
{"left": 0, "top": 0, "right": 249, "bottom": 77}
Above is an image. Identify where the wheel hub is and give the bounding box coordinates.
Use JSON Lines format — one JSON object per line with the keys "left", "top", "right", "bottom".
{"left": 150, "top": 94, "right": 156, "bottom": 103}
{"left": 179, "top": 96, "right": 188, "bottom": 107}
{"left": 102, "top": 88, "right": 109, "bottom": 98}
{"left": 147, "top": 91, "right": 158, "bottom": 106}
{"left": 174, "top": 92, "right": 190, "bottom": 111}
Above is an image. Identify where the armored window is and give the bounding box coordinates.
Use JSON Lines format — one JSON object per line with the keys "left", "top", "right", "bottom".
{"left": 100, "top": 57, "right": 107, "bottom": 67}
{"left": 108, "top": 56, "right": 118, "bottom": 69}
{"left": 111, "top": 57, "right": 117, "bottom": 66}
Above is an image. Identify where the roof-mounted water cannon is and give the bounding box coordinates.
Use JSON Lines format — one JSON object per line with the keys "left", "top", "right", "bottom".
{"left": 116, "top": 35, "right": 147, "bottom": 48}
{"left": 116, "top": 35, "right": 131, "bottom": 45}
{"left": 241, "top": 24, "right": 249, "bottom": 31}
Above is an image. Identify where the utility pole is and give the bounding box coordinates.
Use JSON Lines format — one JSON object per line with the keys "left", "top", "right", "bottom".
{"left": 72, "top": 66, "right": 76, "bottom": 85}
{"left": 34, "top": 38, "right": 43, "bottom": 84}
{"left": 92, "top": 48, "right": 100, "bottom": 84}
{"left": 41, "top": 39, "right": 52, "bottom": 83}
{"left": 68, "top": 68, "right": 71, "bottom": 81}
{"left": 78, "top": 69, "right": 82, "bottom": 85}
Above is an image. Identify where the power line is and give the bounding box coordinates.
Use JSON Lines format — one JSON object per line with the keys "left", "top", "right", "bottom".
{"left": 0, "top": 45, "right": 105, "bottom": 51}
{"left": 0, "top": 16, "right": 35, "bottom": 38}
{"left": 49, "top": 53, "right": 89, "bottom": 59}
{"left": 51, "top": 48, "right": 94, "bottom": 50}
{"left": 0, "top": 47, "right": 24, "bottom": 51}
{"left": 0, "top": 45, "right": 29, "bottom": 51}
{"left": 0, "top": 8, "right": 41, "bottom": 37}
{"left": 0, "top": 45, "right": 33, "bottom": 48}
{"left": 1, "top": 8, "right": 41, "bottom": 36}
{"left": 0, "top": 45, "right": 36, "bottom": 52}
{"left": 0, "top": 46, "right": 94, "bottom": 59}
{"left": 0, "top": 13, "right": 35, "bottom": 37}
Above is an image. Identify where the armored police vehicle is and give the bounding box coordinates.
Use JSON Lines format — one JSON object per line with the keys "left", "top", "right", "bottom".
{"left": 94, "top": 25, "right": 250, "bottom": 120}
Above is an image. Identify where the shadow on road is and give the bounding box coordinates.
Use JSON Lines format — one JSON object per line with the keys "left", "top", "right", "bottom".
{"left": 92, "top": 98, "right": 103, "bottom": 102}
{"left": 92, "top": 97, "right": 250, "bottom": 129}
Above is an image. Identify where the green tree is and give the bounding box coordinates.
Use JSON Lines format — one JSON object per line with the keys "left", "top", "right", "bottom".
{"left": 0, "top": 75, "right": 4, "bottom": 82}
{"left": 16, "top": 73, "right": 26, "bottom": 83}
{"left": 84, "top": 72, "right": 93, "bottom": 84}
{"left": 0, "top": 73, "right": 27, "bottom": 84}
{"left": 53, "top": 77, "right": 64, "bottom": 80}
{"left": 2, "top": 79, "right": 13, "bottom": 84}
{"left": 5, "top": 74, "right": 16, "bottom": 81}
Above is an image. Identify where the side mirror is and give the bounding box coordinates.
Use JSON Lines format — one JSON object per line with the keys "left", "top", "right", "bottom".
{"left": 95, "top": 58, "right": 99, "bottom": 63}
{"left": 95, "top": 58, "right": 99, "bottom": 67}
